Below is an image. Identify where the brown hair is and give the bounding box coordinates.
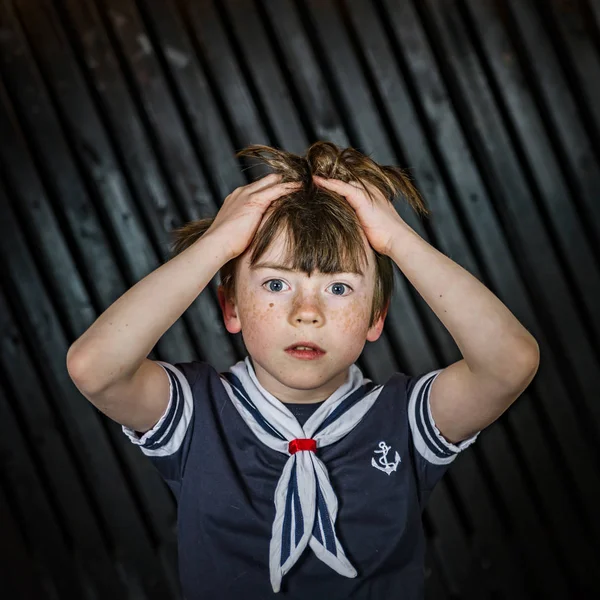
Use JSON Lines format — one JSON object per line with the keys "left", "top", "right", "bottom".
{"left": 170, "top": 142, "right": 429, "bottom": 328}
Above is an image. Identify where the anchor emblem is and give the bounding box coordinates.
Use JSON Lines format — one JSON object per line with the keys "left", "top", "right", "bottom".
{"left": 371, "top": 441, "right": 401, "bottom": 475}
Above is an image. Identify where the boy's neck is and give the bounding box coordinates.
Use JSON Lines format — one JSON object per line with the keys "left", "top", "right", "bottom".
{"left": 248, "top": 356, "right": 350, "bottom": 404}
{"left": 281, "top": 397, "right": 328, "bottom": 405}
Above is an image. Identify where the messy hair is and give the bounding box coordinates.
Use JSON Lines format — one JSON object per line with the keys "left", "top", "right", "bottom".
{"left": 170, "top": 142, "right": 429, "bottom": 328}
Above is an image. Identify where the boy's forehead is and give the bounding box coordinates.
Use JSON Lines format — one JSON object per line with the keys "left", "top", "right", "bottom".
{"left": 237, "top": 233, "right": 288, "bottom": 270}
{"left": 242, "top": 229, "right": 374, "bottom": 276}
{"left": 255, "top": 232, "right": 290, "bottom": 262}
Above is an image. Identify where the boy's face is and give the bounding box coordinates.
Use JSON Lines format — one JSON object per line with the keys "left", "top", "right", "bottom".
{"left": 218, "top": 229, "right": 388, "bottom": 404}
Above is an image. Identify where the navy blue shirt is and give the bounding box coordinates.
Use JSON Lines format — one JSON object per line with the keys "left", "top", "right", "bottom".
{"left": 123, "top": 360, "right": 479, "bottom": 599}
{"left": 281, "top": 400, "right": 326, "bottom": 428}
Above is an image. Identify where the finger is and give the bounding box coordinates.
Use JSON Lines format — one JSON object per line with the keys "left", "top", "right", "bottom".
{"left": 313, "top": 176, "right": 362, "bottom": 191}
{"left": 245, "top": 172, "right": 283, "bottom": 192}
{"left": 312, "top": 176, "right": 364, "bottom": 203}
{"left": 253, "top": 181, "right": 302, "bottom": 204}
{"left": 314, "top": 176, "right": 379, "bottom": 202}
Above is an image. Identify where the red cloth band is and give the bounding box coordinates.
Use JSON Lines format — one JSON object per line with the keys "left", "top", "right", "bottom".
{"left": 288, "top": 438, "right": 317, "bottom": 454}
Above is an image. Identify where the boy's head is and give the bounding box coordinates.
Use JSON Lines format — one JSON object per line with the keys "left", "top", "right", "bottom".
{"left": 171, "top": 142, "right": 428, "bottom": 401}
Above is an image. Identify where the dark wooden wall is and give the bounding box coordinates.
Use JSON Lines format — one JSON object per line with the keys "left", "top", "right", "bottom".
{"left": 1, "top": 0, "right": 599, "bottom": 598}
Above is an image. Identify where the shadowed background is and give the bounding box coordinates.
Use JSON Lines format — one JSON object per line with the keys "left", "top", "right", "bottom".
{"left": 1, "top": 0, "right": 599, "bottom": 598}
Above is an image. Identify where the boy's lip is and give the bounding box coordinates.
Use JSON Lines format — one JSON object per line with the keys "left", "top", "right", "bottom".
{"left": 284, "top": 341, "right": 326, "bottom": 352}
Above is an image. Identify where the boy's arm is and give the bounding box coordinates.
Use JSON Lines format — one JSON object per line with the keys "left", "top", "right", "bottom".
{"left": 66, "top": 231, "right": 229, "bottom": 432}
{"left": 312, "top": 175, "right": 539, "bottom": 447}
{"left": 388, "top": 222, "right": 540, "bottom": 444}
{"left": 66, "top": 174, "right": 299, "bottom": 433}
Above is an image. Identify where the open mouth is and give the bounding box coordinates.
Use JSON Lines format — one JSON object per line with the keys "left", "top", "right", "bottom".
{"left": 284, "top": 343, "right": 326, "bottom": 360}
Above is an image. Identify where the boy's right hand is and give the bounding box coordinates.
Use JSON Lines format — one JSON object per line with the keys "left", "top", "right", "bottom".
{"left": 206, "top": 173, "right": 302, "bottom": 260}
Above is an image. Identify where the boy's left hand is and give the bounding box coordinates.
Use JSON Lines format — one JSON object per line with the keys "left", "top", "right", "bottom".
{"left": 312, "top": 175, "right": 406, "bottom": 257}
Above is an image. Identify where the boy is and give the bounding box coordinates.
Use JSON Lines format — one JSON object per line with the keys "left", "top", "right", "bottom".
{"left": 67, "top": 143, "right": 540, "bottom": 599}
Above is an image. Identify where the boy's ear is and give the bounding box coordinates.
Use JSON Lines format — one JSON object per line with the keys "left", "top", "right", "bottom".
{"left": 217, "top": 285, "right": 242, "bottom": 334}
{"left": 366, "top": 300, "right": 389, "bottom": 343}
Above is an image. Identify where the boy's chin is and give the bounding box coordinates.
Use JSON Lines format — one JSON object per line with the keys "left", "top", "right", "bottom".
{"left": 254, "top": 354, "right": 353, "bottom": 388}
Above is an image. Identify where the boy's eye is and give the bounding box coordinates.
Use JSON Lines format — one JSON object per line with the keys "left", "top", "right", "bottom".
{"left": 328, "top": 283, "right": 352, "bottom": 296}
{"left": 263, "top": 279, "right": 289, "bottom": 293}
{"left": 262, "top": 279, "right": 353, "bottom": 295}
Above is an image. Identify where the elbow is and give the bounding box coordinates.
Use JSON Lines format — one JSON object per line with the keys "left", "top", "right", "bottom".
{"left": 521, "top": 339, "right": 541, "bottom": 375}
{"left": 511, "top": 341, "right": 541, "bottom": 393}
{"left": 66, "top": 343, "right": 85, "bottom": 382}
{"left": 66, "top": 345, "right": 105, "bottom": 396}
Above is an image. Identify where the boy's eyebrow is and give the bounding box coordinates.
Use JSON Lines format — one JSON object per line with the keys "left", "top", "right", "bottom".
{"left": 252, "top": 261, "right": 364, "bottom": 276}
{"left": 251, "top": 262, "right": 297, "bottom": 272}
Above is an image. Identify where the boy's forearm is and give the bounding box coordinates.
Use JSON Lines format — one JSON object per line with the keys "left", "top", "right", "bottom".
{"left": 389, "top": 222, "right": 539, "bottom": 381}
{"left": 67, "top": 231, "right": 229, "bottom": 392}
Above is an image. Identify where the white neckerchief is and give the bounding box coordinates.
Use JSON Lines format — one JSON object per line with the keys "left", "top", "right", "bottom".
{"left": 220, "top": 357, "right": 384, "bottom": 593}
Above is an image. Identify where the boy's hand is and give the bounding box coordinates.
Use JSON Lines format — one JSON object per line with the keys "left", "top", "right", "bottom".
{"left": 312, "top": 175, "right": 406, "bottom": 256}
{"left": 207, "top": 174, "right": 301, "bottom": 260}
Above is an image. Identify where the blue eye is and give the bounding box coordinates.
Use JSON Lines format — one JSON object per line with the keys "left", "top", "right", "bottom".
{"left": 329, "top": 283, "right": 351, "bottom": 296}
{"left": 262, "top": 279, "right": 352, "bottom": 295}
{"left": 264, "top": 279, "right": 287, "bottom": 292}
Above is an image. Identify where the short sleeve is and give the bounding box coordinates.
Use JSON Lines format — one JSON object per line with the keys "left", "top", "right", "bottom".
{"left": 121, "top": 360, "right": 203, "bottom": 495}
{"left": 407, "top": 369, "right": 480, "bottom": 496}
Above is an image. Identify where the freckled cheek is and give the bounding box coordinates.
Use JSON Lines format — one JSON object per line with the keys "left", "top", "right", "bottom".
{"left": 237, "top": 290, "right": 281, "bottom": 339}
{"left": 330, "top": 301, "right": 371, "bottom": 335}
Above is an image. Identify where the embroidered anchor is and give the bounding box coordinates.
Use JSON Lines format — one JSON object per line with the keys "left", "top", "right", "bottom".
{"left": 371, "top": 441, "right": 401, "bottom": 475}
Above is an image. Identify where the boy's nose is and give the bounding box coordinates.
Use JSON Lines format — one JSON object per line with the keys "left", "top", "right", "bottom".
{"left": 292, "top": 308, "right": 323, "bottom": 325}
{"left": 289, "top": 298, "right": 324, "bottom": 325}
{"left": 294, "top": 314, "right": 321, "bottom": 324}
